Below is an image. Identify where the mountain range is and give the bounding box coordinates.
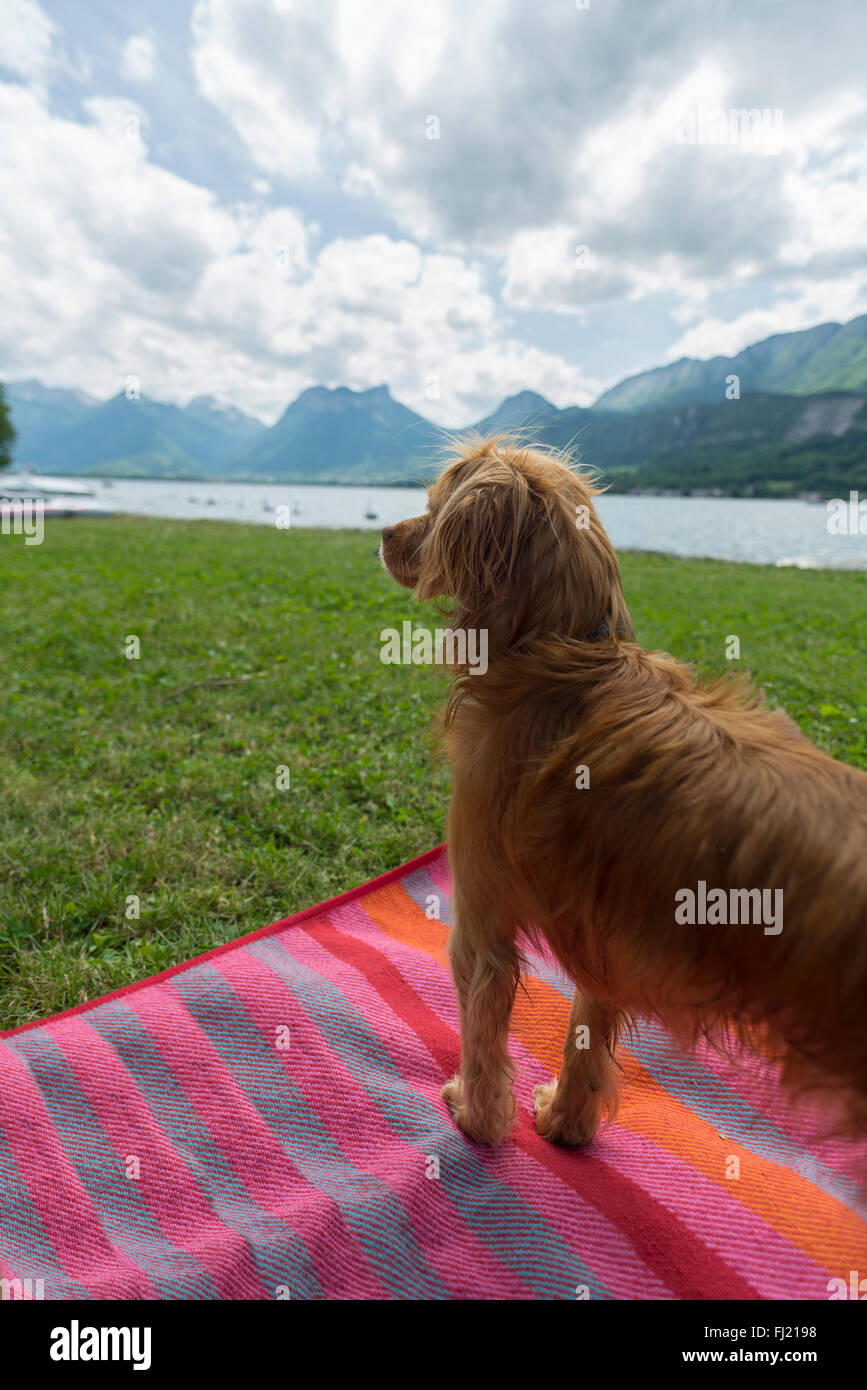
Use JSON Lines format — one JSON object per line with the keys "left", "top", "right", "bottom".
{"left": 595, "top": 314, "right": 867, "bottom": 411}
{"left": 4, "top": 313, "right": 867, "bottom": 496}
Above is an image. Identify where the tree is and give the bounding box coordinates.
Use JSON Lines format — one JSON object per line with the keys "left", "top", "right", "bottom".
{"left": 0, "top": 383, "right": 15, "bottom": 472}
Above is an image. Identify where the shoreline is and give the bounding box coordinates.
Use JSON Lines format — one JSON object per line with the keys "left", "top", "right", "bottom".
{"left": 3, "top": 470, "right": 851, "bottom": 503}
{"left": 33, "top": 511, "right": 867, "bottom": 573}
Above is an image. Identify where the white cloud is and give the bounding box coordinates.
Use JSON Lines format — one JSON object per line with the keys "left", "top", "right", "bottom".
{"left": 121, "top": 35, "right": 155, "bottom": 83}
{"left": 0, "top": 74, "right": 596, "bottom": 423}
{"left": 4, "top": 0, "right": 867, "bottom": 418}
{"left": 189, "top": 0, "right": 867, "bottom": 333}
{"left": 666, "top": 311, "right": 805, "bottom": 363}
{"left": 503, "top": 227, "right": 652, "bottom": 314}
{"left": 2, "top": 0, "right": 54, "bottom": 83}
{"left": 666, "top": 283, "right": 867, "bottom": 365}
{"left": 191, "top": 0, "right": 324, "bottom": 178}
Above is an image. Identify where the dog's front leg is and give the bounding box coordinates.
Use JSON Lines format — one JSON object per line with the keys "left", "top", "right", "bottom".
{"left": 534, "top": 992, "right": 622, "bottom": 1146}
{"left": 441, "top": 914, "right": 519, "bottom": 1146}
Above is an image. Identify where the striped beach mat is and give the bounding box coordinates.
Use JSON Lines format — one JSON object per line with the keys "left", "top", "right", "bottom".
{"left": 1, "top": 844, "right": 865, "bottom": 1301}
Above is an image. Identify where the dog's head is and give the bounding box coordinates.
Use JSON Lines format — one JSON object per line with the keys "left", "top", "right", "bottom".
{"left": 380, "top": 435, "right": 631, "bottom": 650}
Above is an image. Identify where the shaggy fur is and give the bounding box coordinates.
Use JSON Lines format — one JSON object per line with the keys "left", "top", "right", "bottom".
{"left": 380, "top": 435, "right": 867, "bottom": 1151}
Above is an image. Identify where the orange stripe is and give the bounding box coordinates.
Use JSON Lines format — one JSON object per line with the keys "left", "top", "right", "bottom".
{"left": 355, "top": 879, "right": 867, "bottom": 1271}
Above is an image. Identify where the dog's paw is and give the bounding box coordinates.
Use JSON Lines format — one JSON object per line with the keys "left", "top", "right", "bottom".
{"left": 533, "top": 1080, "right": 602, "bottom": 1147}
{"left": 441, "top": 1074, "right": 512, "bottom": 1147}
{"left": 440, "top": 1074, "right": 466, "bottom": 1119}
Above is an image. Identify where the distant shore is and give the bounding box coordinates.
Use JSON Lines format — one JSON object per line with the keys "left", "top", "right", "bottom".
{"left": 1, "top": 466, "right": 846, "bottom": 502}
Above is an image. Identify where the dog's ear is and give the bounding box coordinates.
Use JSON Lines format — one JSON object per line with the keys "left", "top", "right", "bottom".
{"left": 415, "top": 474, "right": 529, "bottom": 606}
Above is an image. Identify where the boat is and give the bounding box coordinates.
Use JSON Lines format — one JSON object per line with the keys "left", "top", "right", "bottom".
{"left": 0, "top": 465, "right": 114, "bottom": 517}
{"left": 1, "top": 466, "right": 96, "bottom": 498}
{"left": 364, "top": 498, "right": 379, "bottom": 520}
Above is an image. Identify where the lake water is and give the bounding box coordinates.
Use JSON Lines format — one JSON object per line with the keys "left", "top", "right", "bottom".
{"left": 78, "top": 477, "right": 867, "bottom": 569}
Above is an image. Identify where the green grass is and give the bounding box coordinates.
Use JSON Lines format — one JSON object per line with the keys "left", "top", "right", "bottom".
{"left": 1, "top": 518, "right": 866, "bottom": 1029}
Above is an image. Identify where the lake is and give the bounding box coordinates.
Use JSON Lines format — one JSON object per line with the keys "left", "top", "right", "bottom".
{"left": 78, "top": 477, "right": 867, "bottom": 569}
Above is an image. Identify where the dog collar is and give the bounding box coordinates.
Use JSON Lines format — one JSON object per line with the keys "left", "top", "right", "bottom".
{"left": 588, "top": 615, "right": 635, "bottom": 642}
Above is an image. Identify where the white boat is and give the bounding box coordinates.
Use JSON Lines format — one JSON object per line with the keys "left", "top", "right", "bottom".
{"left": 1, "top": 469, "right": 96, "bottom": 498}
{"left": 0, "top": 465, "right": 113, "bottom": 516}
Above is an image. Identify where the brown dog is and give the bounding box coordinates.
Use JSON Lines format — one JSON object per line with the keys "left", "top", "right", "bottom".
{"left": 380, "top": 434, "right": 867, "bottom": 1150}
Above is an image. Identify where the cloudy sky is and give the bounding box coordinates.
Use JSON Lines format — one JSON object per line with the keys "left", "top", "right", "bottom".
{"left": 1, "top": 0, "right": 866, "bottom": 424}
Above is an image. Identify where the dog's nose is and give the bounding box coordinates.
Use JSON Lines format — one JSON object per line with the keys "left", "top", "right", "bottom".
{"left": 381, "top": 526, "right": 395, "bottom": 542}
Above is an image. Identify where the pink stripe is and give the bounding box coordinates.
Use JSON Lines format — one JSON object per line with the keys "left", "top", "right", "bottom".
{"left": 210, "top": 939, "right": 535, "bottom": 1299}
{"left": 124, "top": 985, "right": 387, "bottom": 1299}
{"left": 581, "top": 1126, "right": 834, "bottom": 1298}
{"left": 280, "top": 908, "right": 674, "bottom": 1299}
{"left": 0, "top": 1044, "right": 156, "bottom": 1298}
{"left": 47, "top": 1016, "right": 269, "bottom": 1300}
{"left": 424, "top": 853, "right": 451, "bottom": 898}
{"left": 326, "top": 894, "right": 830, "bottom": 1296}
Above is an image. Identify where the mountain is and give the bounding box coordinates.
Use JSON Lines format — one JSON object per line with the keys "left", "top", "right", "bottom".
{"left": 7, "top": 379, "right": 99, "bottom": 414}
{"left": 240, "top": 384, "right": 443, "bottom": 483}
{"left": 472, "top": 390, "right": 557, "bottom": 435}
{"left": 6, "top": 380, "right": 100, "bottom": 461}
{"left": 534, "top": 391, "right": 867, "bottom": 496}
{"left": 5, "top": 311, "right": 867, "bottom": 495}
{"left": 594, "top": 315, "right": 867, "bottom": 412}
{"left": 183, "top": 395, "right": 264, "bottom": 444}
{"left": 6, "top": 385, "right": 266, "bottom": 477}
{"left": 241, "top": 383, "right": 865, "bottom": 495}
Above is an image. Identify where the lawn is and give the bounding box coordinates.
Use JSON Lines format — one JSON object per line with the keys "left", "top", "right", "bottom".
{"left": 1, "top": 516, "right": 865, "bottom": 1030}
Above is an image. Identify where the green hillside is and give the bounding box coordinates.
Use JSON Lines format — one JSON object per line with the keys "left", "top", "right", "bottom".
{"left": 595, "top": 316, "right": 867, "bottom": 412}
